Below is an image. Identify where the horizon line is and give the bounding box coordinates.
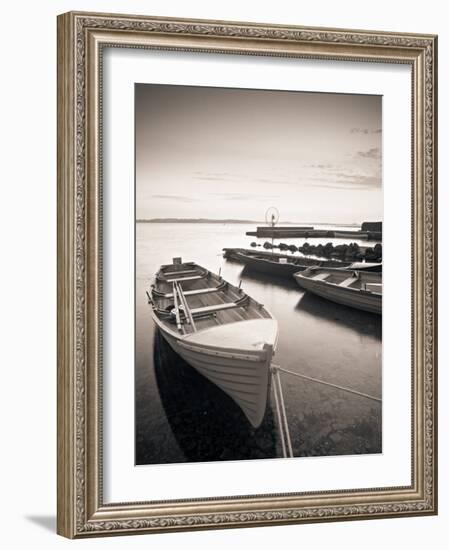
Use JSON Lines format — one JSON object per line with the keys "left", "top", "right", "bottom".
{"left": 136, "top": 218, "right": 369, "bottom": 225}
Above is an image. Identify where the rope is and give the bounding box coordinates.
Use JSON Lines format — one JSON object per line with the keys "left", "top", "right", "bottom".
{"left": 272, "top": 364, "right": 381, "bottom": 403}
{"left": 269, "top": 363, "right": 380, "bottom": 460}
{"left": 271, "top": 373, "right": 287, "bottom": 458}
{"left": 274, "top": 369, "right": 293, "bottom": 457}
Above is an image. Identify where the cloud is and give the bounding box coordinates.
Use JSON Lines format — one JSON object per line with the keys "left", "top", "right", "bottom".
{"left": 194, "top": 175, "right": 230, "bottom": 182}
{"left": 310, "top": 169, "right": 381, "bottom": 189}
{"left": 357, "top": 147, "right": 381, "bottom": 159}
{"left": 193, "top": 171, "right": 236, "bottom": 183}
{"left": 303, "top": 161, "right": 381, "bottom": 189}
{"left": 350, "top": 128, "right": 382, "bottom": 134}
{"left": 151, "top": 194, "right": 198, "bottom": 202}
{"left": 194, "top": 171, "right": 230, "bottom": 177}
{"left": 193, "top": 172, "right": 292, "bottom": 186}
{"left": 186, "top": 161, "right": 382, "bottom": 194}
{"left": 304, "top": 182, "right": 376, "bottom": 191}
{"left": 150, "top": 192, "right": 280, "bottom": 203}
{"left": 210, "top": 192, "right": 279, "bottom": 201}
{"left": 339, "top": 174, "right": 380, "bottom": 187}
{"left": 304, "top": 163, "right": 333, "bottom": 169}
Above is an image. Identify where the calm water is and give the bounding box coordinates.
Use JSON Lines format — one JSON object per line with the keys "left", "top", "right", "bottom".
{"left": 136, "top": 223, "right": 382, "bottom": 464}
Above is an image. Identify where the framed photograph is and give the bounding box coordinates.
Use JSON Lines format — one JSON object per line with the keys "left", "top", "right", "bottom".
{"left": 57, "top": 11, "right": 438, "bottom": 538}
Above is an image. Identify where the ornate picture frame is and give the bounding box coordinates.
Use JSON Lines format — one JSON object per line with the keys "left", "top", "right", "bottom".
{"left": 57, "top": 11, "right": 437, "bottom": 538}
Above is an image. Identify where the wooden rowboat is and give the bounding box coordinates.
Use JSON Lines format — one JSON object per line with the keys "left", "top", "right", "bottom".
{"left": 148, "top": 258, "right": 278, "bottom": 428}
{"left": 294, "top": 267, "right": 382, "bottom": 315}
{"left": 223, "top": 248, "right": 381, "bottom": 278}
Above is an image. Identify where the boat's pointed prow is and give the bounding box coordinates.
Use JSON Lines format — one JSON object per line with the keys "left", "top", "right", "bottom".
{"left": 180, "top": 319, "right": 278, "bottom": 428}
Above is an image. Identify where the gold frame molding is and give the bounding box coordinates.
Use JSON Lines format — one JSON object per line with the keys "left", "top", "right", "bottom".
{"left": 57, "top": 11, "right": 438, "bottom": 538}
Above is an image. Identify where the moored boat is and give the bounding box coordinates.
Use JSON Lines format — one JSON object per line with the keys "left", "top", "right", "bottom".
{"left": 148, "top": 258, "right": 278, "bottom": 428}
{"left": 223, "top": 248, "right": 381, "bottom": 278}
{"left": 294, "top": 267, "right": 382, "bottom": 315}
{"left": 333, "top": 230, "right": 370, "bottom": 239}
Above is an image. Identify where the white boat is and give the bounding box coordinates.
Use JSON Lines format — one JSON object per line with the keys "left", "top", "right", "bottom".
{"left": 148, "top": 258, "right": 278, "bottom": 428}
{"left": 294, "top": 267, "right": 382, "bottom": 315}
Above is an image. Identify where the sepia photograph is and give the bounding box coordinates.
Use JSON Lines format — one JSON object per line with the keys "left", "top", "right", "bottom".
{"left": 135, "top": 83, "right": 383, "bottom": 465}
{"left": 56, "top": 10, "right": 437, "bottom": 537}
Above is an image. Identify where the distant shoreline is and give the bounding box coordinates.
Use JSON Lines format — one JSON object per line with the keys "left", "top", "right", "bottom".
{"left": 136, "top": 218, "right": 362, "bottom": 227}
{"left": 137, "top": 218, "right": 259, "bottom": 224}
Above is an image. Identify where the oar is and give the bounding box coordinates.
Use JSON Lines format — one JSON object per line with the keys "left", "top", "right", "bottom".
{"left": 172, "top": 282, "right": 183, "bottom": 332}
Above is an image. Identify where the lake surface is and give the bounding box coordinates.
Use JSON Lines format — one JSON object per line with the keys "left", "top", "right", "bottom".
{"left": 135, "top": 223, "right": 382, "bottom": 465}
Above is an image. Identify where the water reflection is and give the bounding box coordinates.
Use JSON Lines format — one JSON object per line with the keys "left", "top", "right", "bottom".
{"left": 240, "top": 265, "right": 299, "bottom": 290}
{"left": 296, "top": 292, "right": 382, "bottom": 340}
{"left": 153, "top": 330, "right": 277, "bottom": 463}
{"left": 135, "top": 223, "right": 382, "bottom": 465}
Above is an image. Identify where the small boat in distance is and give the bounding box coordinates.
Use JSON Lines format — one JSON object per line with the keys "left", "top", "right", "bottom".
{"left": 148, "top": 258, "right": 278, "bottom": 428}
{"left": 223, "top": 248, "right": 381, "bottom": 278}
{"left": 294, "top": 267, "right": 382, "bottom": 315}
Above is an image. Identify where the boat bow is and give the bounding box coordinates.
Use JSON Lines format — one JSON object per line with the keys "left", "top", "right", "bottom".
{"left": 175, "top": 318, "right": 278, "bottom": 428}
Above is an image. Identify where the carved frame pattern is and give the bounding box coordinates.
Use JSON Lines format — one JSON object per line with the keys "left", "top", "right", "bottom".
{"left": 57, "top": 11, "right": 437, "bottom": 538}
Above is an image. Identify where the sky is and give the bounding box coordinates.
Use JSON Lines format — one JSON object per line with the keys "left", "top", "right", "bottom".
{"left": 135, "top": 84, "right": 382, "bottom": 224}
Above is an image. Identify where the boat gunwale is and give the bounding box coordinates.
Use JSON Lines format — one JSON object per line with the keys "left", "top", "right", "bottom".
{"left": 149, "top": 262, "right": 278, "bottom": 349}
{"left": 153, "top": 265, "right": 253, "bottom": 313}
{"left": 293, "top": 269, "right": 383, "bottom": 297}
{"left": 150, "top": 316, "right": 278, "bottom": 378}
{"left": 177, "top": 338, "right": 273, "bottom": 362}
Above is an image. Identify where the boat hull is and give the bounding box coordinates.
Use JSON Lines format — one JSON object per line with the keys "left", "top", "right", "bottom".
{"left": 227, "top": 249, "right": 351, "bottom": 278}
{"left": 294, "top": 272, "right": 382, "bottom": 315}
{"left": 235, "top": 252, "right": 304, "bottom": 277}
{"left": 157, "top": 324, "right": 274, "bottom": 428}
{"left": 224, "top": 248, "right": 382, "bottom": 273}
{"left": 149, "top": 260, "right": 278, "bottom": 427}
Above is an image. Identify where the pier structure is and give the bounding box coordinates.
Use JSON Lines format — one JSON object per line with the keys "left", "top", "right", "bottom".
{"left": 246, "top": 221, "right": 382, "bottom": 241}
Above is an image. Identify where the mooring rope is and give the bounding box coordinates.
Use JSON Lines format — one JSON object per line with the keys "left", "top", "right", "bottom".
{"left": 271, "top": 371, "right": 288, "bottom": 458}
{"left": 273, "top": 369, "right": 293, "bottom": 457}
{"left": 272, "top": 364, "right": 381, "bottom": 403}
{"left": 269, "top": 363, "right": 381, "bottom": 459}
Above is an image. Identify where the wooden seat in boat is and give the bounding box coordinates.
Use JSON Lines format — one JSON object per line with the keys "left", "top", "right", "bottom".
{"left": 311, "top": 272, "right": 330, "bottom": 281}
{"left": 190, "top": 301, "right": 246, "bottom": 316}
{"left": 162, "top": 286, "right": 223, "bottom": 298}
{"left": 163, "top": 268, "right": 198, "bottom": 277}
{"left": 165, "top": 274, "right": 204, "bottom": 283}
{"left": 364, "top": 282, "right": 383, "bottom": 293}
{"left": 339, "top": 276, "right": 358, "bottom": 287}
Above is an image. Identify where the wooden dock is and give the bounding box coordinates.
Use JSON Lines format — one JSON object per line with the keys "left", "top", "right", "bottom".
{"left": 245, "top": 226, "right": 381, "bottom": 240}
